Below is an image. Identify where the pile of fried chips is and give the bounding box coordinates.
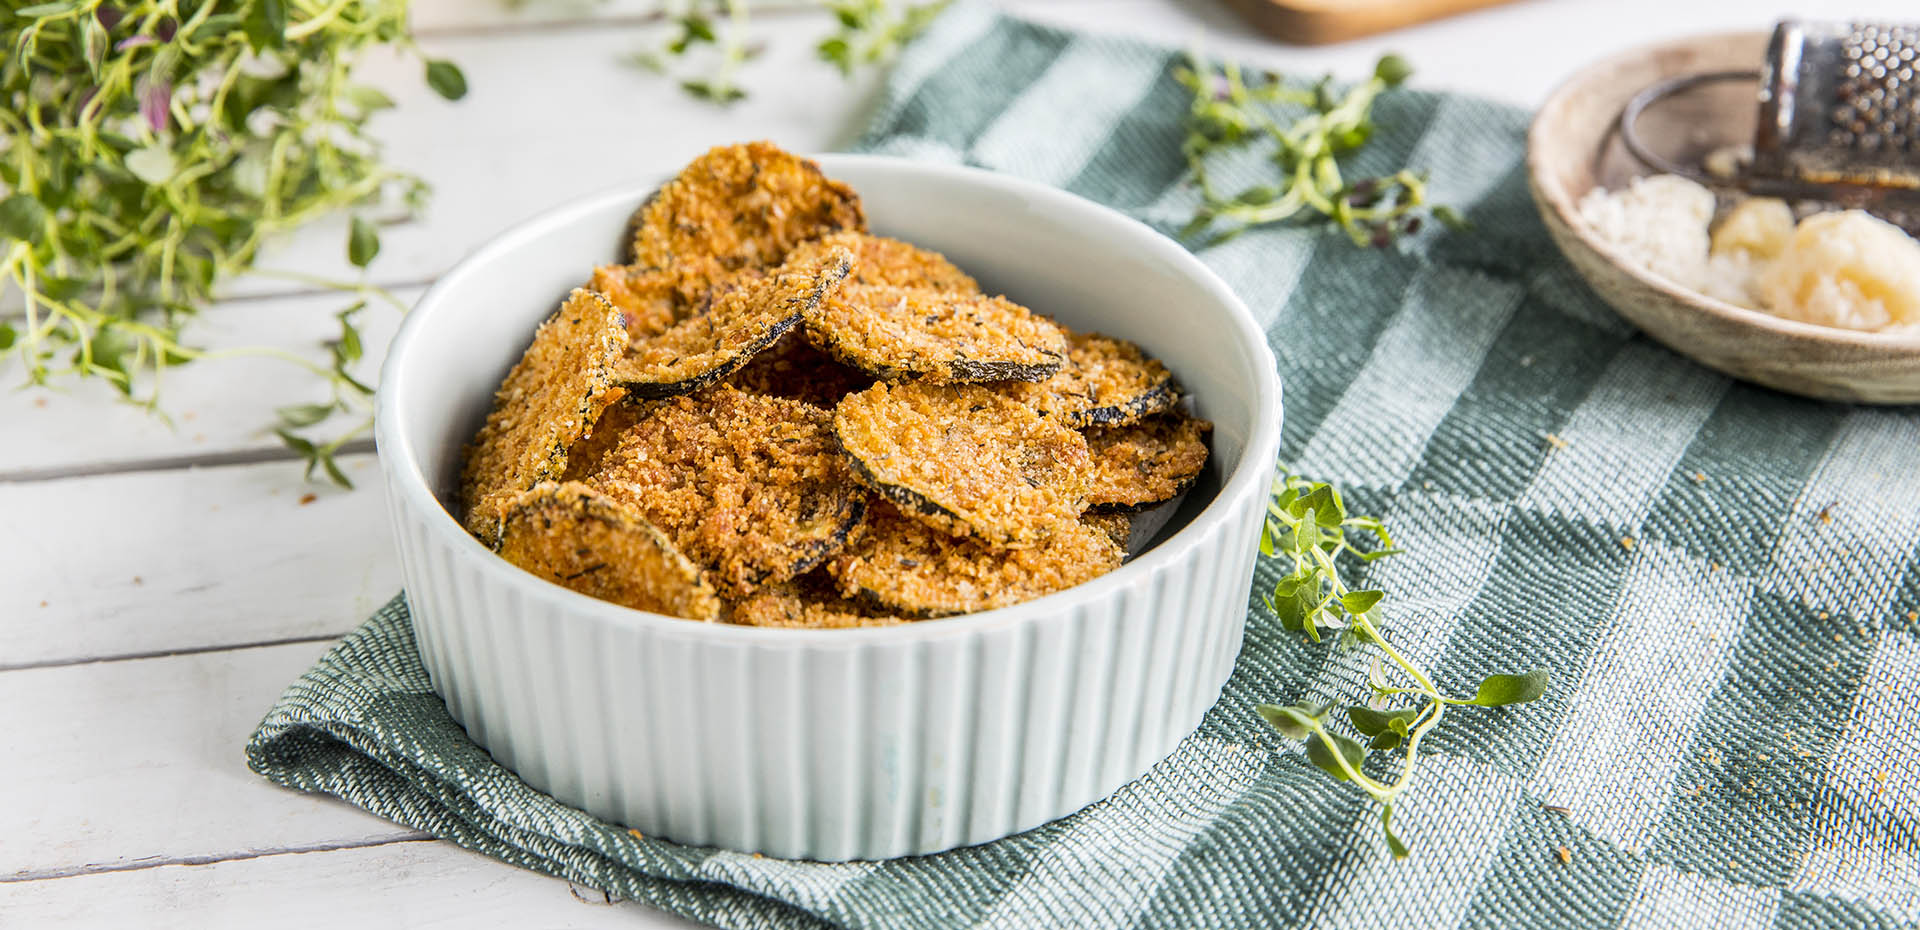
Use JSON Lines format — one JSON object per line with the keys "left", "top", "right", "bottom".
{"left": 460, "top": 142, "right": 1211, "bottom": 624}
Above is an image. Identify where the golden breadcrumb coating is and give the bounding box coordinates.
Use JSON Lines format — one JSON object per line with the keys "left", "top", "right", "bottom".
{"left": 784, "top": 231, "right": 979, "bottom": 292}
{"left": 460, "top": 289, "right": 627, "bottom": 540}
{"left": 1006, "top": 331, "right": 1177, "bottom": 428}
{"left": 613, "top": 247, "right": 852, "bottom": 398}
{"left": 496, "top": 481, "right": 721, "bottom": 621}
{"left": 589, "top": 265, "right": 681, "bottom": 340}
{"left": 463, "top": 143, "right": 1210, "bottom": 624}
{"left": 560, "top": 396, "right": 656, "bottom": 482}
{"left": 1084, "top": 413, "right": 1212, "bottom": 512}
{"left": 590, "top": 386, "right": 867, "bottom": 597}
{"left": 628, "top": 141, "right": 865, "bottom": 304}
{"left": 724, "top": 329, "right": 873, "bottom": 408}
{"left": 833, "top": 381, "right": 1090, "bottom": 548}
{"left": 805, "top": 285, "right": 1067, "bottom": 383}
{"left": 730, "top": 570, "right": 903, "bottom": 629}
{"left": 829, "top": 502, "right": 1124, "bottom": 617}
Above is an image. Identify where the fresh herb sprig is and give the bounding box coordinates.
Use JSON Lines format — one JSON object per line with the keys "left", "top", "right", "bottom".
{"left": 817, "top": 0, "right": 947, "bottom": 77}
{"left": 2, "top": 1, "right": 466, "bottom": 484}
{"left": 1176, "top": 52, "right": 1464, "bottom": 248}
{"left": 1256, "top": 472, "right": 1547, "bottom": 858}
{"left": 630, "top": 0, "right": 946, "bottom": 104}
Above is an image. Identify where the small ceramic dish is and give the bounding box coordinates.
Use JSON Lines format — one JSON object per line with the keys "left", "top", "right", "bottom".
{"left": 375, "top": 155, "right": 1283, "bottom": 861}
{"left": 1528, "top": 31, "right": 1920, "bottom": 404}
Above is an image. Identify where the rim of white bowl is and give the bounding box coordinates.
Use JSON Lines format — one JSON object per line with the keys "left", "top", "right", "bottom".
{"left": 376, "top": 153, "right": 1284, "bottom": 643}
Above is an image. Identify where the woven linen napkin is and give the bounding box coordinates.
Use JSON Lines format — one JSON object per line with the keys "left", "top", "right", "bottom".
{"left": 248, "top": 4, "right": 1920, "bottom": 927}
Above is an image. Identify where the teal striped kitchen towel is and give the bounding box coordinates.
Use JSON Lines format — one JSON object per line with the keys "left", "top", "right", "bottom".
{"left": 249, "top": 4, "right": 1920, "bottom": 928}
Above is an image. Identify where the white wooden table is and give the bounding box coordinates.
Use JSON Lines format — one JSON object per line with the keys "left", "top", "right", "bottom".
{"left": 4, "top": 0, "right": 1902, "bottom": 925}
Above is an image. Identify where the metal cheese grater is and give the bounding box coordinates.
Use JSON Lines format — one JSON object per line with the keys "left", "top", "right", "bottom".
{"left": 1620, "top": 20, "right": 1920, "bottom": 222}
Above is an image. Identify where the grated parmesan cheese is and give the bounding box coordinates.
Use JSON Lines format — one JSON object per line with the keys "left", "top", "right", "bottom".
{"left": 1579, "top": 174, "right": 1920, "bottom": 335}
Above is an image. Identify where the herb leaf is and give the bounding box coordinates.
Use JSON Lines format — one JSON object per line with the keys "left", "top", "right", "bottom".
{"left": 1256, "top": 702, "right": 1322, "bottom": 741}
{"left": 1305, "top": 730, "right": 1367, "bottom": 782}
{"left": 1381, "top": 805, "right": 1410, "bottom": 859}
{"left": 275, "top": 403, "right": 336, "bottom": 428}
{"left": 0, "top": 193, "right": 46, "bottom": 242}
{"left": 1257, "top": 470, "right": 1548, "bottom": 857}
{"left": 243, "top": 0, "right": 286, "bottom": 52}
{"left": 425, "top": 59, "right": 468, "bottom": 100}
{"left": 1176, "top": 52, "right": 1457, "bottom": 247}
{"left": 1468, "top": 669, "right": 1550, "bottom": 706}
{"left": 347, "top": 217, "right": 380, "bottom": 269}
{"left": 1341, "top": 589, "right": 1384, "bottom": 614}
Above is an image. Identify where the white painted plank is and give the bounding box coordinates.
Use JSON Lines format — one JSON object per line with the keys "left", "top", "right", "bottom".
{"left": 0, "top": 643, "right": 419, "bottom": 879}
{"left": 0, "top": 454, "right": 395, "bottom": 669}
{"left": 2, "top": 291, "right": 408, "bottom": 476}
{"left": 408, "top": 0, "right": 1085, "bottom": 35}
{"left": 3, "top": 840, "right": 704, "bottom": 930}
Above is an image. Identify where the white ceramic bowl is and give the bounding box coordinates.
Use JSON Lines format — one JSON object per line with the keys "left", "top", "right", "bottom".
{"left": 375, "top": 154, "right": 1283, "bottom": 861}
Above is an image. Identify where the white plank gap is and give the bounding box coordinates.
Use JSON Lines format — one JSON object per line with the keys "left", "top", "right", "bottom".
{"left": 0, "top": 454, "right": 396, "bottom": 669}
{"left": 0, "top": 643, "right": 422, "bottom": 880}
{"left": 1, "top": 839, "right": 704, "bottom": 929}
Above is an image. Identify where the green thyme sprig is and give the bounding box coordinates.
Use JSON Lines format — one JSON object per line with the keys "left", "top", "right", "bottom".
{"left": 1256, "top": 472, "right": 1547, "bottom": 858}
{"left": 816, "top": 0, "right": 946, "bottom": 77}
{"left": 2, "top": 1, "right": 466, "bottom": 484}
{"left": 627, "top": 0, "right": 753, "bottom": 103}
{"left": 629, "top": 0, "right": 945, "bottom": 104}
{"left": 1175, "top": 52, "right": 1465, "bottom": 248}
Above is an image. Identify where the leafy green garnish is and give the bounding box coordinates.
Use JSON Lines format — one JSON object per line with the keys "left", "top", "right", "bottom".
{"left": 817, "top": 0, "right": 948, "bottom": 77}
{"left": 1175, "top": 52, "right": 1465, "bottom": 248}
{"left": 630, "top": 0, "right": 946, "bottom": 104}
{"left": 1255, "top": 471, "right": 1547, "bottom": 858}
{"left": 2, "top": 1, "right": 457, "bottom": 485}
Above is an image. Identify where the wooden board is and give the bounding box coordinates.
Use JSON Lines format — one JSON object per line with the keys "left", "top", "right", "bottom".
{"left": 1220, "top": 0, "right": 1526, "bottom": 45}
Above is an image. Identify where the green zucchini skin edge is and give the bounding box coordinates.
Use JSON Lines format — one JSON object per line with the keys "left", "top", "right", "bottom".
{"left": 803, "top": 322, "right": 1065, "bottom": 386}
{"left": 1059, "top": 379, "right": 1179, "bottom": 429}
{"left": 615, "top": 252, "right": 852, "bottom": 399}
{"left": 618, "top": 312, "right": 803, "bottom": 399}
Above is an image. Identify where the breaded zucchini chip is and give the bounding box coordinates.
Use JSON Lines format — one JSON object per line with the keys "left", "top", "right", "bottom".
{"left": 496, "top": 482, "right": 721, "bottom": 621}
{"left": 784, "top": 231, "right": 978, "bottom": 292}
{"left": 805, "top": 285, "right": 1068, "bottom": 383}
{"left": 588, "top": 265, "right": 680, "bottom": 340}
{"left": 828, "top": 502, "right": 1124, "bottom": 617}
{"left": 730, "top": 570, "right": 903, "bottom": 629}
{"left": 460, "top": 288, "right": 627, "bottom": 539}
{"left": 590, "top": 386, "right": 868, "bottom": 597}
{"left": 725, "top": 329, "right": 873, "bottom": 408}
{"left": 614, "top": 247, "right": 853, "bottom": 399}
{"left": 833, "top": 381, "right": 1090, "bottom": 548}
{"left": 560, "top": 395, "right": 656, "bottom": 482}
{"left": 1084, "top": 511, "right": 1134, "bottom": 550}
{"left": 627, "top": 141, "right": 866, "bottom": 302}
{"left": 1007, "top": 331, "right": 1178, "bottom": 428}
{"left": 1085, "top": 413, "right": 1213, "bottom": 513}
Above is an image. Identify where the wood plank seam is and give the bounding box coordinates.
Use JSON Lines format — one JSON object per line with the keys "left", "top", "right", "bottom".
{"left": 0, "top": 438, "right": 379, "bottom": 485}
{"left": 0, "top": 632, "right": 355, "bottom": 674}
{"left": 1, "top": 835, "right": 438, "bottom": 884}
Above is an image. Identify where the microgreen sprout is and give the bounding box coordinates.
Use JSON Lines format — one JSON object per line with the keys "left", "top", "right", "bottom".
{"left": 630, "top": 0, "right": 947, "bottom": 103}
{"left": 2, "top": 1, "right": 467, "bottom": 485}
{"left": 1256, "top": 471, "right": 1547, "bottom": 858}
{"left": 1176, "top": 52, "right": 1466, "bottom": 248}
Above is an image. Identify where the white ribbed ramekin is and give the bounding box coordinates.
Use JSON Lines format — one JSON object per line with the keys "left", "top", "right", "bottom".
{"left": 376, "top": 155, "right": 1282, "bottom": 861}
